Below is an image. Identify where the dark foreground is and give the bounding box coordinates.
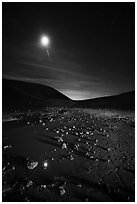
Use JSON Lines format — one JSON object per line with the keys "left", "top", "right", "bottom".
{"left": 2, "top": 108, "right": 135, "bottom": 202}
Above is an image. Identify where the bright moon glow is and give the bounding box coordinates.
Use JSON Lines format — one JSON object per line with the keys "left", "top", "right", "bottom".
{"left": 43, "top": 160, "right": 48, "bottom": 169}
{"left": 41, "top": 36, "right": 50, "bottom": 47}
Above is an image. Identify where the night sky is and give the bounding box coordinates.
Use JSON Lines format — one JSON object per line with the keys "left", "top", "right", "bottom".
{"left": 3, "top": 2, "right": 135, "bottom": 100}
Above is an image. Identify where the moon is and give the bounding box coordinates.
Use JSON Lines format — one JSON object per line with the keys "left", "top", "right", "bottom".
{"left": 41, "top": 35, "right": 50, "bottom": 47}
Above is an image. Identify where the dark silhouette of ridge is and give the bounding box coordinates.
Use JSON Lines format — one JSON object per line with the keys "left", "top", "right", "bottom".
{"left": 2, "top": 78, "right": 72, "bottom": 111}
{"left": 74, "top": 91, "right": 135, "bottom": 110}
{"left": 2, "top": 78, "right": 135, "bottom": 111}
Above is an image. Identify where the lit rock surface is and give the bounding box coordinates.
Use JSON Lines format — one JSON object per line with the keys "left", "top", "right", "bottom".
{"left": 2, "top": 108, "right": 135, "bottom": 201}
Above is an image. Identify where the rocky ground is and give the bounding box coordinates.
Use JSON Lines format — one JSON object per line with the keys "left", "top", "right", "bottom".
{"left": 2, "top": 108, "right": 135, "bottom": 202}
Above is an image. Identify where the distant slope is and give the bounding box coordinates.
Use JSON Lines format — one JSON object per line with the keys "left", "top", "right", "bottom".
{"left": 2, "top": 78, "right": 72, "bottom": 111}
{"left": 3, "top": 78, "right": 135, "bottom": 111}
{"left": 74, "top": 91, "right": 135, "bottom": 110}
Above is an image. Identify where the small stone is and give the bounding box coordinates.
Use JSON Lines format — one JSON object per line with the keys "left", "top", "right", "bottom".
{"left": 26, "top": 180, "right": 33, "bottom": 188}
{"left": 27, "top": 161, "right": 38, "bottom": 170}
{"left": 62, "top": 143, "right": 67, "bottom": 149}
{"left": 70, "top": 155, "right": 74, "bottom": 160}
{"left": 59, "top": 186, "right": 65, "bottom": 195}
{"left": 3, "top": 145, "right": 12, "bottom": 149}
{"left": 108, "top": 147, "right": 111, "bottom": 151}
{"left": 107, "top": 159, "right": 111, "bottom": 163}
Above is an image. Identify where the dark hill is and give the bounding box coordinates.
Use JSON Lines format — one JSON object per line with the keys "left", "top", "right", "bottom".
{"left": 2, "top": 78, "right": 72, "bottom": 111}
{"left": 3, "top": 78, "right": 135, "bottom": 112}
{"left": 75, "top": 91, "right": 135, "bottom": 110}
